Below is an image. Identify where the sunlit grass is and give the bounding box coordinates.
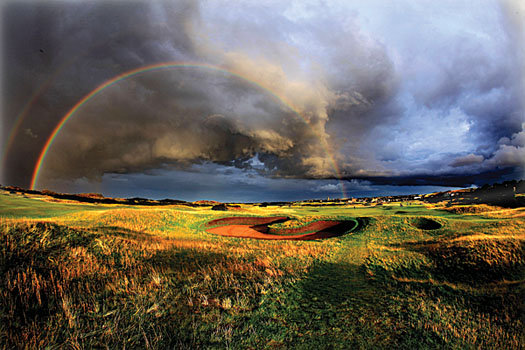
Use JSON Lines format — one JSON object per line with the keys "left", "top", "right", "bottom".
{"left": 0, "top": 190, "right": 523, "bottom": 349}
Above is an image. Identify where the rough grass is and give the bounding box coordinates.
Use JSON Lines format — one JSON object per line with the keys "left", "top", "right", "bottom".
{"left": 0, "top": 219, "right": 324, "bottom": 349}
{"left": 440, "top": 204, "right": 505, "bottom": 214}
{"left": 0, "top": 191, "right": 524, "bottom": 349}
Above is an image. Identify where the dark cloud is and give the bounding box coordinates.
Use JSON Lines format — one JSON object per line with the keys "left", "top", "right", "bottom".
{"left": 37, "top": 68, "right": 327, "bottom": 185}
{"left": 43, "top": 163, "right": 460, "bottom": 202}
{"left": 2, "top": 0, "right": 200, "bottom": 185}
{"left": 1, "top": 0, "right": 523, "bottom": 199}
{"left": 450, "top": 154, "right": 485, "bottom": 168}
{"left": 350, "top": 167, "right": 521, "bottom": 188}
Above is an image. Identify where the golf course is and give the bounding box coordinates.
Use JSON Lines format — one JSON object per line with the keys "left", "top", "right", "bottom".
{"left": 1, "top": 188, "right": 524, "bottom": 349}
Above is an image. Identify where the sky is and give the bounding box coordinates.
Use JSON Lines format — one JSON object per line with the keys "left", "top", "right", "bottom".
{"left": 1, "top": 0, "right": 524, "bottom": 202}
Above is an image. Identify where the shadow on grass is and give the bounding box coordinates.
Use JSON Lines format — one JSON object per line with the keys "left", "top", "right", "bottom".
{"left": 243, "top": 217, "right": 393, "bottom": 348}
{"left": 246, "top": 259, "right": 398, "bottom": 349}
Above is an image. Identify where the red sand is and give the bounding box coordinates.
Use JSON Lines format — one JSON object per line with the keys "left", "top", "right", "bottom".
{"left": 206, "top": 216, "right": 356, "bottom": 240}
{"left": 205, "top": 216, "right": 288, "bottom": 227}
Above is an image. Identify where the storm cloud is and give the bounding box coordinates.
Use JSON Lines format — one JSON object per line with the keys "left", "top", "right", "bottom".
{"left": 1, "top": 0, "right": 524, "bottom": 198}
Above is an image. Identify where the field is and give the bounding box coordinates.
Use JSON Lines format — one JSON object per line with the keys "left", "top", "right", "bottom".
{"left": 1, "top": 189, "right": 524, "bottom": 349}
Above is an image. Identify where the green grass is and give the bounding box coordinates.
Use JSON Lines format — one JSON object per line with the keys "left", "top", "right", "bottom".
{"left": 0, "top": 191, "right": 115, "bottom": 218}
{"left": 0, "top": 190, "right": 523, "bottom": 349}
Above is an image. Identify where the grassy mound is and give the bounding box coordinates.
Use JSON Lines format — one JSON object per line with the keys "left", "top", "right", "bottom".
{"left": 364, "top": 229, "right": 525, "bottom": 349}
{"left": 442, "top": 204, "right": 502, "bottom": 214}
{"left": 424, "top": 235, "right": 525, "bottom": 283}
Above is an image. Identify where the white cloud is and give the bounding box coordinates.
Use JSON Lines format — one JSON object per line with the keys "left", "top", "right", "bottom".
{"left": 485, "top": 124, "right": 525, "bottom": 168}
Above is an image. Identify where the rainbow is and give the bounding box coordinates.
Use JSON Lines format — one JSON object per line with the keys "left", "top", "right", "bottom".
{"left": 2, "top": 30, "right": 146, "bottom": 170}
{"left": 30, "top": 62, "right": 347, "bottom": 198}
{"left": 1, "top": 65, "right": 70, "bottom": 174}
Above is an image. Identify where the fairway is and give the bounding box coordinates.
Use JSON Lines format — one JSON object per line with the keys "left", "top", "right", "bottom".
{"left": 1, "top": 189, "right": 524, "bottom": 349}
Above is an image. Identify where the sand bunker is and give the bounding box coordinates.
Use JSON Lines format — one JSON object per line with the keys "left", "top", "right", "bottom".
{"left": 411, "top": 217, "right": 442, "bottom": 230}
{"left": 206, "top": 216, "right": 358, "bottom": 240}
